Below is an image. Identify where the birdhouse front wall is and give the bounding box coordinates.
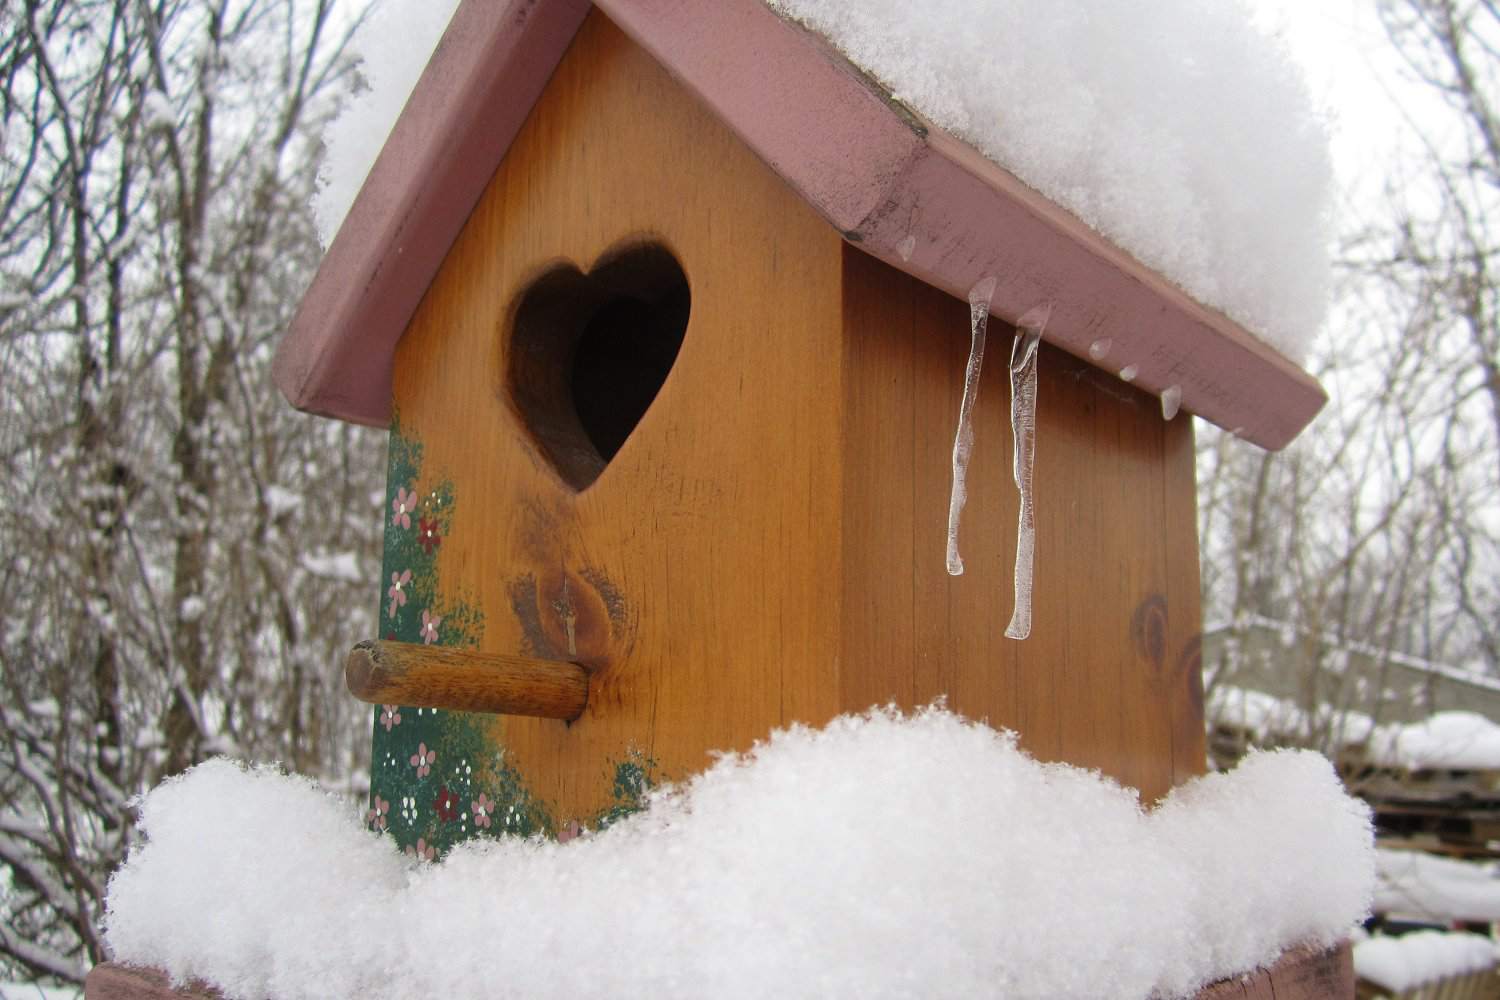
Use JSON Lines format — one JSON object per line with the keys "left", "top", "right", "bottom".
{"left": 367, "top": 10, "right": 1205, "bottom": 849}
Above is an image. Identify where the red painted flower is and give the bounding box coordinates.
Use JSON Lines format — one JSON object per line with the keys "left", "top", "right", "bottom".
{"left": 417, "top": 516, "right": 442, "bottom": 555}
{"left": 434, "top": 785, "right": 459, "bottom": 823}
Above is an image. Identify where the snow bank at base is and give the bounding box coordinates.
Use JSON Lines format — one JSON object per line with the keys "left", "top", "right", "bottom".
{"left": 1376, "top": 849, "right": 1500, "bottom": 923}
{"left": 764, "top": 0, "right": 1332, "bottom": 361}
{"left": 312, "top": 1, "right": 460, "bottom": 244}
{"left": 1354, "top": 932, "right": 1498, "bottom": 992}
{"left": 104, "top": 708, "right": 1372, "bottom": 1000}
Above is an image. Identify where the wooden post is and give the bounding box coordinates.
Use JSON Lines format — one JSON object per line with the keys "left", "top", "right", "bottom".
{"left": 344, "top": 640, "right": 589, "bottom": 720}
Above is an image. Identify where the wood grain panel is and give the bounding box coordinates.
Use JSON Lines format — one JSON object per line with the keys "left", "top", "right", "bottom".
{"left": 839, "top": 247, "right": 1204, "bottom": 803}
{"left": 391, "top": 11, "right": 846, "bottom": 820}
{"left": 392, "top": 9, "right": 1203, "bottom": 820}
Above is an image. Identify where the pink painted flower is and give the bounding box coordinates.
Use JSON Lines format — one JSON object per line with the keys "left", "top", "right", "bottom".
{"left": 391, "top": 486, "right": 416, "bottom": 530}
{"left": 386, "top": 569, "right": 411, "bottom": 618}
{"left": 418, "top": 516, "right": 442, "bottom": 556}
{"left": 420, "top": 608, "right": 442, "bottom": 645}
{"left": 472, "top": 793, "right": 494, "bottom": 829}
{"left": 380, "top": 705, "right": 401, "bottom": 731}
{"left": 557, "top": 820, "right": 585, "bottom": 844}
{"left": 366, "top": 795, "right": 389, "bottom": 831}
{"left": 405, "top": 838, "right": 435, "bottom": 862}
{"left": 410, "top": 742, "right": 435, "bottom": 778}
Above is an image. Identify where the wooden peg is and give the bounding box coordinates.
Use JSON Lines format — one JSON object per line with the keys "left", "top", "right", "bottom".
{"left": 344, "top": 640, "right": 589, "bottom": 721}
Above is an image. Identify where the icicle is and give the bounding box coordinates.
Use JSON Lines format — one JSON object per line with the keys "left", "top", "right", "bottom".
{"left": 897, "top": 235, "right": 917, "bottom": 262}
{"left": 946, "top": 276, "right": 998, "bottom": 576}
{"left": 1005, "top": 303, "right": 1049, "bottom": 641}
{"left": 1119, "top": 364, "right": 1139, "bottom": 383}
{"left": 1160, "top": 384, "right": 1182, "bottom": 420}
{"left": 1088, "top": 337, "right": 1112, "bottom": 361}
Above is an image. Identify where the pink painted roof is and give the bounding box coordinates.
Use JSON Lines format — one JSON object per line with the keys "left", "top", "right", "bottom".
{"left": 276, "top": 0, "right": 1325, "bottom": 450}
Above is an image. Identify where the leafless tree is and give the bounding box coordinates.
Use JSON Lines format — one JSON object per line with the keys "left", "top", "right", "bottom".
{"left": 0, "top": 0, "right": 381, "bottom": 985}
{"left": 1199, "top": 0, "right": 1500, "bottom": 760}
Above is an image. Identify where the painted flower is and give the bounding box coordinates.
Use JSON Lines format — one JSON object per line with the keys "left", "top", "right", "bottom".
{"left": 410, "top": 742, "right": 435, "bottom": 778}
{"left": 380, "top": 704, "right": 401, "bottom": 731}
{"left": 472, "top": 792, "right": 494, "bottom": 829}
{"left": 420, "top": 608, "right": 442, "bottom": 645}
{"left": 366, "top": 795, "right": 389, "bottom": 831}
{"left": 391, "top": 486, "right": 416, "bottom": 530}
{"left": 434, "top": 785, "right": 459, "bottom": 823}
{"left": 405, "top": 838, "right": 435, "bottom": 862}
{"left": 557, "top": 820, "right": 585, "bottom": 844}
{"left": 386, "top": 569, "right": 411, "bottom": 618}
{"left": 417, "top": 516, "right": 442, "bottom": 555}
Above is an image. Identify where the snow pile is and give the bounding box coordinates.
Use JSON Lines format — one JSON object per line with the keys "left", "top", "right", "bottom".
{"left": 1375, "top": 849, "right": 1500, "bottom": 923}
{"left": 1370, "top": 712, "right": 1500, "bottom": 771}
{"left": 764, "top": 0, "right": 1332, "bottom": 360}
{"left": 104, "top": 708, "right": 1372, "bottom": 1000}
{"left": 1354, "top": 932, "right": 1498, "bottom": 993}
{"left": 1208, "top": 684, "right": 1375, "bottom": 746}
{"left": 313, "top": 0, "right": 461, "bottom": 243}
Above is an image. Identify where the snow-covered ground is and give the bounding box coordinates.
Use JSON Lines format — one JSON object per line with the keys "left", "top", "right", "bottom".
{"left": 1376, "top": 849, "right": 1500, "bottom": 924}
{"left": 1354, "top": 930, "right": 1499, "bottom": 993}
{"left": 104, "top": 707, "right": 1372, "bottom": 1000}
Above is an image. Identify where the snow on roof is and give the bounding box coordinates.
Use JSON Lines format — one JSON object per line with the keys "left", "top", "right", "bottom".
{"left": 285, "top": 0, "right": 1326, "bottom": 447}
{"left": 103, "top": 708, "right": 1373, "bottom": 1000}
{"left": 313, "top": 1, "right": 461, "bottom": 244}
{"left": 762, "top": 0, "right": 1332, "bottom": 362}
{"left": 1375, "top": 849, "right": 1500, "bottom": 924}
{"left": 1354, "top": 931, "right": 1498, "bottom": 992}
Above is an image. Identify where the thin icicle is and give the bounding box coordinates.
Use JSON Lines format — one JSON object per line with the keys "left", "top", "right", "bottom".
{"left": 946, "top": 277, "right": 998, "bottom": 576}
{"left": 1005, "top": 303, "right": 1050, "bottom": 641}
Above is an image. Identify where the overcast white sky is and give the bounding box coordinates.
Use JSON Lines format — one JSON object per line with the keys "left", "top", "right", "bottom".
{"left": 1248, "top": 0, "right": 1450, "bottom": 221}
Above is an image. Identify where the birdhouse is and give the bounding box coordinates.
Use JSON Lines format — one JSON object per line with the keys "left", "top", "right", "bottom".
{"left": 274, "top": 0, "right": 1326, "bottom": 848}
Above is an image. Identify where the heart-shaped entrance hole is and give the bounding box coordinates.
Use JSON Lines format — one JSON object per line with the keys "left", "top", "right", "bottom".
{"left": 507, "top": 243, "right": 690, "bottom": 491}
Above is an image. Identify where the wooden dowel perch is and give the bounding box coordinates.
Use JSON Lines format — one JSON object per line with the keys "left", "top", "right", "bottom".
{"left": 345, "top": 639, "right": 589, "bottom": 721}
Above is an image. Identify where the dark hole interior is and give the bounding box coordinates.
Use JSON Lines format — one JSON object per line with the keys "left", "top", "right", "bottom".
{"left": 572, "top": 280, "right": 690, "bottom": 463}
{"left": 508, "top": 243, "right": 690, "bottom": 491}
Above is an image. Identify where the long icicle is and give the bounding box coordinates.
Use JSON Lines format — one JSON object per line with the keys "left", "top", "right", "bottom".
{"left": 1004, "top": 303, "right": 1050, "bottom": 640}
{"left": 946, "top": 277, "right": 998, "bottom": 575}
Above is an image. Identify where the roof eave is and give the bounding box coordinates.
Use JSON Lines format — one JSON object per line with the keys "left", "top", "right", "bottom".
{"left": 279, "top": 0, "right": 1326, "bottom": 449}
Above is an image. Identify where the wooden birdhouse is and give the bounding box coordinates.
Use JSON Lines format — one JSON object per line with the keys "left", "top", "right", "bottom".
{"left": 273, "top": 0, "right": 1325, "bottom": 849}
{"left": 79, "top": 1, "right": 1371, "bottom": 997}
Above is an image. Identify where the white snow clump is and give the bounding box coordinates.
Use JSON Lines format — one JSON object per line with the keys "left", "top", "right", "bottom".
{"left": 1354, "top": 931, "right": 1499, "bottom": 992}
{"left": 104, "top": 707, "right": 1372, "bottom": 1000}
{"left": 764, "top": 0, "right": 1333, "bottom": 361}
{"left": 313, "top": 0, "right": 460, "bottom": 244}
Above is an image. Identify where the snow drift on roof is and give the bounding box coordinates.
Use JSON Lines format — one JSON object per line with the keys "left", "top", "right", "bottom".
{"left": 763, "top": 0, "right": 1333, "bottom": 362}
{"left": 104, "top": 707, "right": 1372, "bottom": 1000}
{"left": 313, "top": 0, "right": 461, "bottom": 243}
